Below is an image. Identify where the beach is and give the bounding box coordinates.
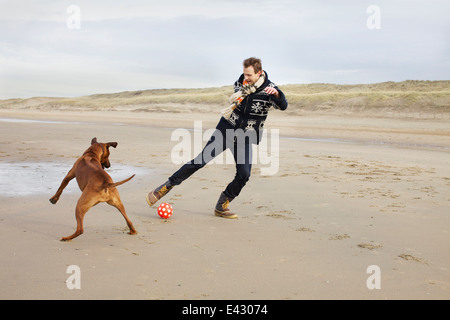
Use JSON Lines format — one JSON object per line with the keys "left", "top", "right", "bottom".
{"left": 0, "top": 105, "right": 449, "bottom": 300}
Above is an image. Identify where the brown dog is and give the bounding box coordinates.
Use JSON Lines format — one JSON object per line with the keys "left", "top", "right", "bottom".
{"left": 50, "top": 137, "right": 137, "bottom": 241}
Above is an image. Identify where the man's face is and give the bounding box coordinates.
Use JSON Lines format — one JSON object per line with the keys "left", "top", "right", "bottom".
{"left": 243, "top": 66, "right": 261, "bottom": 85}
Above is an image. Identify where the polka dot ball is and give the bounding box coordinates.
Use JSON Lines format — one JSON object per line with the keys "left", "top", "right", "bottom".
{"left": 157, "top": 202, "right": 173, "bottom": 219}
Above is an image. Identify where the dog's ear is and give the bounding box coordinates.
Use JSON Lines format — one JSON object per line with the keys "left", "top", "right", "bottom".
{"left": 91, "top": 137, "right": 98, "bottom": 145}
{"left": 107, "top": 142, "right": 118, "bottom": 148}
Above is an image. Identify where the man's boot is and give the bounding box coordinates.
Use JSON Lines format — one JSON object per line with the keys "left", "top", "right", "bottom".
{"left": 146, "top": 180, "right": 174, "bottom": 207}
{"left": 214, "top": 192, "right": 238, "bottom": 219}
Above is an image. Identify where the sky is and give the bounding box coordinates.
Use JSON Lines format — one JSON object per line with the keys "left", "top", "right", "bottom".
{"left": 0, "top": 0, "right": 449, "bottom": 99}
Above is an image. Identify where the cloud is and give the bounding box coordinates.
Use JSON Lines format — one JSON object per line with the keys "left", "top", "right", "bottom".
{"left": 0, "top": 0, "right": 449, "bottom": 98}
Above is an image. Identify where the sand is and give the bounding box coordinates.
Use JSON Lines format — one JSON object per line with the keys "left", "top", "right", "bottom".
{"left": 0, "top": 108, "right": 449, "bottom": 300}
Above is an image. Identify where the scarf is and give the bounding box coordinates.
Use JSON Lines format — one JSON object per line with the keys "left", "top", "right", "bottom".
{"left": 221, "top": 71, "right": 266, "bottom": 119}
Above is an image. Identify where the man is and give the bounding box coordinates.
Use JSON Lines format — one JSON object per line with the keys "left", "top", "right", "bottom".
{"left": 146, "top": 57, "right": 288, "bottom": 218}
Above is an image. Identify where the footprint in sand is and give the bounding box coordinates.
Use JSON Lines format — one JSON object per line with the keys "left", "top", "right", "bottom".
{"left": 398, "top": 253, "right": 428, "bottom": 265}
{"left": 295, "top": 227, "right": 315, "bottom": 232}
{"left": 329, "top": 234, "right": 350, "bottom": 240}
{"left": 358, "top": 243, "right": 382, "bottom": 250}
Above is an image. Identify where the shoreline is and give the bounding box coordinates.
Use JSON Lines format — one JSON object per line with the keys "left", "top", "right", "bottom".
{"left": 2, "top": 116, "right": 449, "bottom": 153}
{"left": 1, "top": 108, "right": 449, "bottom": 152}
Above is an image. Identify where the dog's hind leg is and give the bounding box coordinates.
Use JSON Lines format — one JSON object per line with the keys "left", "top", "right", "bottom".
{"left": 61, "top": 191, "right": 96, "bottom": 241}
{"left": 107, "top": 188, "right": 137, "bottom": 235}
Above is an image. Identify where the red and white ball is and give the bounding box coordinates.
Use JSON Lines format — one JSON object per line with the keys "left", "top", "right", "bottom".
{"left": 157, "top": 202, "right": 173, "bottom": 219}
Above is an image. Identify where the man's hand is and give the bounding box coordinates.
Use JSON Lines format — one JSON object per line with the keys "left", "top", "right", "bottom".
{"left": 264, "top": 87, "right": 280, "bottom": 98}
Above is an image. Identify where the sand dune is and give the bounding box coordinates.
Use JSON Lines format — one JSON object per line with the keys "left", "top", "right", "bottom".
{"left": 1, "top": 80, "right": 449, "bottom": 119}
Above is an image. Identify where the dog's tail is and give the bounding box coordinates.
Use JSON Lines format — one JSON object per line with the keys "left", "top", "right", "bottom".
{"left": 105, "top": 174, "right": 135, "bottom": 188}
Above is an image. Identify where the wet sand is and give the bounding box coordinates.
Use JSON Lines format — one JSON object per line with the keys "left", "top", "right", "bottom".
{"left": 0, "top": 109, "right": 449, "bottom": 299}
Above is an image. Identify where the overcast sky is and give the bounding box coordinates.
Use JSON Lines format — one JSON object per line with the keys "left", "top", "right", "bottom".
{"left": 0, "top": 0, "right": 449, "bottom": 99}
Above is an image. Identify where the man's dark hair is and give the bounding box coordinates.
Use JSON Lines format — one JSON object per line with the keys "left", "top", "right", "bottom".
{"left": 243, "top": 57, "right": 262, "bottom": 73}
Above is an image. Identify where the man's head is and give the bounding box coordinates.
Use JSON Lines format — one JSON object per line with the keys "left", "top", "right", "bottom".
{"left": 243, "top": 57, "right": 262, "bottom": 85}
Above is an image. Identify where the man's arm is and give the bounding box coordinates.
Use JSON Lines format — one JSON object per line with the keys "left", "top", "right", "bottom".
{"left": 265, "top": 86, "right": 288, "bottom": 110}
{"left": 233, "top": 74, "right": 245, "bottom": 93}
